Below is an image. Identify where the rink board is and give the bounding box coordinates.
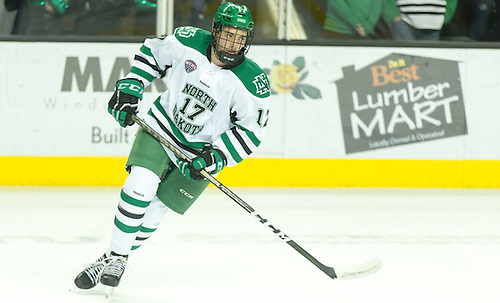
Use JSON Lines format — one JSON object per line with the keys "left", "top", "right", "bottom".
{"left": 1, "top": 157, "right": 499, "bottom": 188}
{"left": 1, "top": 41, "right": 499, "bottom": 187}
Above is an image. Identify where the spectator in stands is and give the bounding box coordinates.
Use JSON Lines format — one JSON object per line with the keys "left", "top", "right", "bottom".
{"left": 322, "top": 0, "right": 385, "bottom": 39}
{"left": 385, "top": 0, "right": 457, "bottom": 40}
{"left": 188, "top": 0, "right": 209, "bottom": 28}
{"left": 5, "top": 0, "right": 71, "bottom": 35}
{"left": 1, "top": 0, "right": 18, "bottom": 34}
{"left": 4, "top": 0, "right": 158, "bottom": 36}
{"left": 468, "top": 0, "right": 498, "bottom": 41}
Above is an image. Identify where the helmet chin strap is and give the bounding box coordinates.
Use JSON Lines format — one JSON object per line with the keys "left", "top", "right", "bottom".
{"left": 213, "top": 48, "right": 244, "bottom": 67}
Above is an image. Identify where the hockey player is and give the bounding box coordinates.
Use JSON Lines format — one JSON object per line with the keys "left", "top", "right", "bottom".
{"left": 74, "top": 2, "right": 270, "bottom": 292}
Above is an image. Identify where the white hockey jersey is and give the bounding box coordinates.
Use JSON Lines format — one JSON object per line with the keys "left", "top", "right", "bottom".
{"left": 125, "top": 26, "right": 271, "bottom": 169}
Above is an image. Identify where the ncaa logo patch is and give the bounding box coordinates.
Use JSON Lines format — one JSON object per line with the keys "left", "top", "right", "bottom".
{"left": 185, "top": 60, "right": 197, "bottom": 73}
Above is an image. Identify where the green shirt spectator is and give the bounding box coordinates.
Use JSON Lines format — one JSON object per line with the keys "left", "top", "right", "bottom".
{"left": 323, "top": 0, "right": 383, "bottom": 38}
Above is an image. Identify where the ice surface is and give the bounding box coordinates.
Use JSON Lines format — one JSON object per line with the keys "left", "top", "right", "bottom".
{"left": 1, "top": 186, "right": 499, "bottom": 303}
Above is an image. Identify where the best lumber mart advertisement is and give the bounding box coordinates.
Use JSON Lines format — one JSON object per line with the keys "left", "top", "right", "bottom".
{"left": 0, "top": 42, "right": 499, "bottom": 160}
{"left": 335, "top": 53, "right": 467, "bottom": 154}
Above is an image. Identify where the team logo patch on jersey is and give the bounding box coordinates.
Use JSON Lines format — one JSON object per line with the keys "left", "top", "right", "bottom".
{"left": 253, "top": 73, "right": 270, "bottom": 96}
{"left": 185, "top": 60, "right": 197, "bottom": 73}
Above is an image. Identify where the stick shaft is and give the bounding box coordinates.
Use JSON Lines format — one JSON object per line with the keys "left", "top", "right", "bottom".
{"left": 131, "top": 115, "right": 337, "bottom": 279}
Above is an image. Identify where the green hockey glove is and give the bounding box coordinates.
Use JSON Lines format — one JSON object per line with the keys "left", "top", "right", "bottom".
{"left": 177, "top": 148, "right": 227, "bottom": 181}
{"left": 107, "top": 79, "right": 143, "bottom": 127}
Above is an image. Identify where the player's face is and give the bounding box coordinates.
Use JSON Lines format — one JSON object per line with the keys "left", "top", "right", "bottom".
{"left": 215, "top": 26, "right": 248, "bottom": 54}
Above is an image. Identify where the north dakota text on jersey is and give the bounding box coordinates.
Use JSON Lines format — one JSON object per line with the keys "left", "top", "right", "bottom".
{"left": 181, "top": 83, "right": 218, "bottom": 112}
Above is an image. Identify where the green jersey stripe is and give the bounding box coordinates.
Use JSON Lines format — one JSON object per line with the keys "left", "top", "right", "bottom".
{"left": 245, "top": 130, "right": 261, "bottom": 147}
{"left": 138, "top": 46, "right": 163, "bottom": 73}
{"left": 234, "top": 122, "right": 261, "bottom": 147}
{"left": 140, "top": 45, "right": 153, "bottom": 57}
{"left": 221, "top": 132, "right": 244, "bottom": 163}
{"left": 130, "top": 66, "right": 156, "bottom": 82}
{"left": 135, "top": 55, "right": 164, "bottom": 75}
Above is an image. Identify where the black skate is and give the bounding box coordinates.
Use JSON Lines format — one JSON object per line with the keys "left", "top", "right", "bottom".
{"left": 74, "top": 254, "right": 108, "bottom": 289}
{"left": 100, "top": 253, "right": 128, "bottom": 288}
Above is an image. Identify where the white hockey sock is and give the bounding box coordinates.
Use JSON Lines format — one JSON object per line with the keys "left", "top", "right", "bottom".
{"left": 131, "top": 195, "right": 169, "bottom": 251}
{"left": 108, "top": 166, "right": 160, "bottom": 256}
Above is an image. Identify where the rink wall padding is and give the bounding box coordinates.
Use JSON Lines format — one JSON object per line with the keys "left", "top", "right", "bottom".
{"left": 1, "top": 157, "right": 499, "bottom": 188}
{"left": 2, "top": 41, "right": 500, "bottom": 188}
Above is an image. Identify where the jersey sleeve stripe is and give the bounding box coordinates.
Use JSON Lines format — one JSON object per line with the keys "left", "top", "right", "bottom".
{"left": 231, "top": 127, "right": 252, "bottom": 155}
{"left": 134, "top": 55, "right": 167, "bottom": 78}
{"left": 245, "top": 129, "right": 261, "bottom": 147}
{"left": 234, "top": 122, "right": 261, "bottom": 147}
{"left": 138, "top": 45, "right": 160, "bottom": 67}
{"left": 138, "top": 45, "right": 163, "bottom": 71}
{"left": 130, "top": 66, "right": 156, "bottom": 82}
{"left": 140, "top": 45, "right": 154, "bottom": 57}
{"left": 221, "top": 133, "right": 244, "bottom": 163}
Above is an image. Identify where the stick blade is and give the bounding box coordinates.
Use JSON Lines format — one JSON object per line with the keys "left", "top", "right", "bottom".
{"left": 335, "top": 257, "right": 383, "bottom": 280}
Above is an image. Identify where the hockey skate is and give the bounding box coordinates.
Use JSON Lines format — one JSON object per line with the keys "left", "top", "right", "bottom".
{"left": 74, "top": 254, "right": 108, "bottom": 290}
{"left": 100, "top": 253, "right": 128, "bottom": 297}
{"left": 100, "top": 253, "right": 128, "bottom": 287}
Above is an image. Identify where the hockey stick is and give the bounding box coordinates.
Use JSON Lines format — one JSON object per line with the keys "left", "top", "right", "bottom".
{"left": 131, "top": 114, "right": 382, "bottom": 280}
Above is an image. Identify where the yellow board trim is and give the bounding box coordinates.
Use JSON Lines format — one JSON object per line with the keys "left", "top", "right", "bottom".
{"left": 0, "top": 157, "right": 498, "bottom": 188}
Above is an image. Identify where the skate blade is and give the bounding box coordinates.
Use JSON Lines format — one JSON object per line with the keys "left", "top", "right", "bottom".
{"left": 104, "top": 286, "right": 115, "bottom": 298}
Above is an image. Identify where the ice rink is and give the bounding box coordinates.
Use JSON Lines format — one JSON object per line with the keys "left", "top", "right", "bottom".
{"left": 1, "top": 186, "right": 499, "bottom": 303}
